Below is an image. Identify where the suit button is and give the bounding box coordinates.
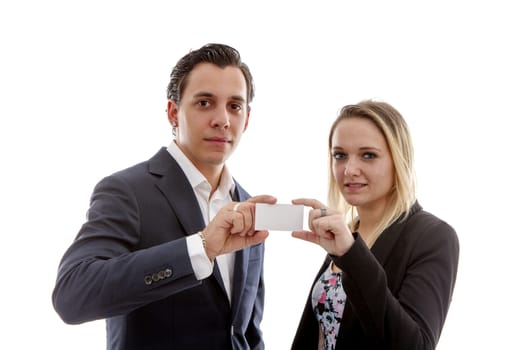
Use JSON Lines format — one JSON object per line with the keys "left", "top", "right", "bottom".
{"left": 158, "top": 270, "right": 166, "bottom": 279}
{"left": 144, "top": 275, "right": 153, "bottom": 285}
{"left": 152, "top": 273, "right": 160, "bottom": 282}
{"left": 165, "top": 268, "right": 173, "bottom": 278}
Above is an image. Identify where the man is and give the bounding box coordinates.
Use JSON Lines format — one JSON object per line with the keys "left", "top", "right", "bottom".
{"left": 52, "top": 43, "right": 276, "bottom": 349}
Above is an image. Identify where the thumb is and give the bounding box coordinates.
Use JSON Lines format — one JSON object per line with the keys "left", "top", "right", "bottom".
{"left": 247, "top": 230, "right": 270, "bottom": 245}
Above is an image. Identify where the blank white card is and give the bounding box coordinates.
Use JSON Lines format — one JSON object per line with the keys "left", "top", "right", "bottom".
{"left": 254, "top": 203, "right": 304, "bottom": 231}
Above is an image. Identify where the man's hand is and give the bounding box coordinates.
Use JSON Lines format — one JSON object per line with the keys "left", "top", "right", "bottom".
{"left": 202, "top": 195, "right": 277, "bottom": 260}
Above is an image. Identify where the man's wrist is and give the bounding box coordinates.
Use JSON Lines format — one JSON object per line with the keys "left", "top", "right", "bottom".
{"left": 186, "top": 233, "right": 213, "bottom": 280}
{"left": 198, "top": 231, "right": 215, "bottom": 261}
{"left": 197, "top": 231, "right": 206, "bottom": 249}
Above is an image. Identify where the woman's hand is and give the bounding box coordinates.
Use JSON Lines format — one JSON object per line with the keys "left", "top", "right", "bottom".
{"left": 291, "top": 198, "right": 355, "bottom": 256}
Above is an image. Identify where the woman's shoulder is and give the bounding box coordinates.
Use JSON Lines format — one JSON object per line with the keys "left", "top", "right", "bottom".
{"left": 406, "top": 203, "right": 459, "bottom": 248}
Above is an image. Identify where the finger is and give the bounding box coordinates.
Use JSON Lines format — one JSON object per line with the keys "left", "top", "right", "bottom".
{"left": 242, "top": 204, "right": 255, "bottom": 236}
{"left": 291, "top": 230, "right": 320, "bottom": 245}
{"left": 318, "top": 229, "right": 336, "bottom": 240}
{"left": 230, "top": 209, "right": 245, "bottom": 235}
{"left": 229, "top": 230, "right": 269, "bottom": 251}
{"left": 310, "top": 207, "right": 330, "bottom": 223}
{"left": 292, "top": 198, "right": 326, "bottom": 210}
{"left": 240, "top": 196, "right": 275, "bottom": 236}
{"left": 245, "top": 230, "right": 269, "bottom": 246}
{"left": 246, "top": 195, "right": 277, "bottom": 204}
{"left": 231, "top": 202, "right": 241, "bottom": 212}
{"left": 232, "top": 203, "right": 254, "bottom": 237}
{"left": 312, "top": 217, "right": 338, "bottom": 241}
{"left": 308, "top": 208, "right": 327, "bottom": 232}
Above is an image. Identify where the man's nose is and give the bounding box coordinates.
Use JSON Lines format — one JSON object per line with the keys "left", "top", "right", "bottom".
{"left": 212, "top": 107, "right": 230, "bottom": 129}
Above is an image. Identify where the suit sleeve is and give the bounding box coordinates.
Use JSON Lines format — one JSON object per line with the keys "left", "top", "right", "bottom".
{"left": 52, "top": 174, "right": 201, "bottom": 324}
{"left": 330, "top": 220, "right": 460, "bottom": 349}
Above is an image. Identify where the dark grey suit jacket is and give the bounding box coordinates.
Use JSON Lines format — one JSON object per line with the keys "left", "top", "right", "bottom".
{"left": 291, "top": 202, "right": 459, "bottom": 350}
{"left": 52, "top": 148, "right": 265, "bottom": 350}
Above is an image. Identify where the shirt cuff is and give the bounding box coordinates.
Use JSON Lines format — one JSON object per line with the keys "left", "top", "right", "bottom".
{"left": 187, "top": 233, "right": 213, "bottom": 280}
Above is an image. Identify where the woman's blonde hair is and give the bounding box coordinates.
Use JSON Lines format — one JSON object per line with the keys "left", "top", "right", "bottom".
{"left": 327, "top": 100, "right": 416, "bottom": 247}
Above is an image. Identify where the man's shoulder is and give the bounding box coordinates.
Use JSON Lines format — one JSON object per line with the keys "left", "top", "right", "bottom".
{"left": 99, "top": 148, "right": 173, "bottom": 185}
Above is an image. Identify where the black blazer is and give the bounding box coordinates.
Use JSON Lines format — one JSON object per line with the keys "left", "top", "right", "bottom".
{"left": 291, "top": 202, "right": 459, "bottom": 350}
{"left": 52, "top": 148, "right": 265, "bottom": 350}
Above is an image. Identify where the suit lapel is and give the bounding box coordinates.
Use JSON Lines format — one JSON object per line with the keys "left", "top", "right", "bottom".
{"left": 148, "top": 148, "right": 228, "bottom": 294}
{"left": 230, "top": 185, "right": 250, "bottom": 318}
{"left": 149, "top": 153, "right": 255, "bottom": 309}
{"left": 149, "top": 148, "right": 206, "bottom": 236}
{"left": 230, "top": 248, "right": 249, "bottom": 320}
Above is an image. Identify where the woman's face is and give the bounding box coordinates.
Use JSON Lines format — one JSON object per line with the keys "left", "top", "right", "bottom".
{"left": 331, "top": 117, "right": 395, "bottom": 212}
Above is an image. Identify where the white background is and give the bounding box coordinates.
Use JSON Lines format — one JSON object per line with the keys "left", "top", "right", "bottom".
{"left": 1, "top": 1, "right": 524, "bottom": 349}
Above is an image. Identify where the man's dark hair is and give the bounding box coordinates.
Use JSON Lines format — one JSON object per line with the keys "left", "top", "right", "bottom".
{"left": 166, "top": 43, "right": 254, "bottom": 106}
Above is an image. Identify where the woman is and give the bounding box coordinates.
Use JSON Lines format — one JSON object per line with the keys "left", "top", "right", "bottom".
{"left": 291, "top": 100, "right": 459, "bottom": 349}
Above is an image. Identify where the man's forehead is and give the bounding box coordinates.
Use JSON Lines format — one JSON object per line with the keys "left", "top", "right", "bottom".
{"left": 184, "top": 64, "right": 247, "bottom": 99}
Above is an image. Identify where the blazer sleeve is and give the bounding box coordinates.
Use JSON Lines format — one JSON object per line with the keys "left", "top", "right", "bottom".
{"left": 330, "top": 219, "right": 460, "bottom": 349}
{"left": 52, "top": 174, "right": 202, "bottom": 324}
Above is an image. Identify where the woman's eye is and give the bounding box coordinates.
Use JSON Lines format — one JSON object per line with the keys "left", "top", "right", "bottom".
{"left": 332, "top": 152, "right": 346, "bottom": 160}
{"left": 363, "top": 152, "right": 377, "bottom": 159}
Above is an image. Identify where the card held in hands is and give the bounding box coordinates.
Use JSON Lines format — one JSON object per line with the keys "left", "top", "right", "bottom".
{"left": 255, "top": 203, "right": 304, "bottom": 231}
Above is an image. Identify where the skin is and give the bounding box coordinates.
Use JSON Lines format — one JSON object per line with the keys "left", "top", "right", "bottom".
{"left": 203, "top": 196, "right": 276, "bottom": 261}
{"left": 166, "top": 62, "right": 276, "bottom": 260}
{"left": 167, "top": 63, "right": 250, "bottom": 192}
{"left": 331, "top": 118, "right": 395, "bottom": 237}
{"left": 292, "top": 117, "right": 394, "bottom": 257}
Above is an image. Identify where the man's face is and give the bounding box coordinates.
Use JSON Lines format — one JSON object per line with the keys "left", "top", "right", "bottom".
{"left": 168, "top": 63, "right": 250, "bottom": 175}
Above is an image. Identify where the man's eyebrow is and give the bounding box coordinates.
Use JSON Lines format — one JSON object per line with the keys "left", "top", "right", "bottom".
{"left": 192, "top": 91, "right": 214, "bottom": 99}
{"left": 192, "top": 92, "right": 246, "bottom": 103}
{"left": 231, "top": 95, "right": 246, "bottom": 103}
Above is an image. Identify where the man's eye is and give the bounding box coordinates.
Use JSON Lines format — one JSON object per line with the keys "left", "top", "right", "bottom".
{"left": 230, "top": 103, "right": 242, "bottom": 111}
{"left": 198, "top": 100, "right": 210, "bottom": 107}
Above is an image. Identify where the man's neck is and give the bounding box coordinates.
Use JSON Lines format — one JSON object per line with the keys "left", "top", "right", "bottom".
{"left": 200, "top": 166, "right": 224, "bottom": 197}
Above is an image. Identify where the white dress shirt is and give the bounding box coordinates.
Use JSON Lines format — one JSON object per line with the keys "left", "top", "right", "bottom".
{"left": 167, "top": 141, "right": 235, "bottom": 303}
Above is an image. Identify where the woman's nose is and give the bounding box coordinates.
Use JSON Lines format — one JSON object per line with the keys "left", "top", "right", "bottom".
{"left": 344, "top": 158, "right": 360, "bottom": 176}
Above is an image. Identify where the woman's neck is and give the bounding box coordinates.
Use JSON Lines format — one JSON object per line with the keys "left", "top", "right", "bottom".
{"left": 355, "top": 200, "right": 387, "bottom": 242}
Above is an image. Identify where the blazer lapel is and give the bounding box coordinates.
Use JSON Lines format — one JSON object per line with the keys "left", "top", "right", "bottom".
{"left": 230, "top": 248, "right": 248, "bottom": 320}
{"left": 370, "top": 202, "right": 422, "bottom": 265}
{"left": 336, "top": 203, "right": 423, "bottom": 348}
{"left": 230, "top": 184, "right": 250, "bottom": 318}
{"left": 149, "top": 148, "right": 206, "bottom": 236}
{"left": 148, "top": 148, "right": 228, "bottom": 294}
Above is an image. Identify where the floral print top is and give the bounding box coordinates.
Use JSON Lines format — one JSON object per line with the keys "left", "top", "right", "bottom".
{"left": 311, "top": 263, "right": 347, "bottom": 350}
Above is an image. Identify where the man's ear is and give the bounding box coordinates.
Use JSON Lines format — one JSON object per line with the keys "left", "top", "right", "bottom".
{"left": 167, "top": 100, "right": 178, "bottom": 126}
{"left": 243, "top": 110, "right": 250, "bottom": 132}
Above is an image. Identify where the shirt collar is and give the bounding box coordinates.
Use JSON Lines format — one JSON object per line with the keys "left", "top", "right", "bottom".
{"left": 166, "top": 141, "right": 235, "bottom": 197}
